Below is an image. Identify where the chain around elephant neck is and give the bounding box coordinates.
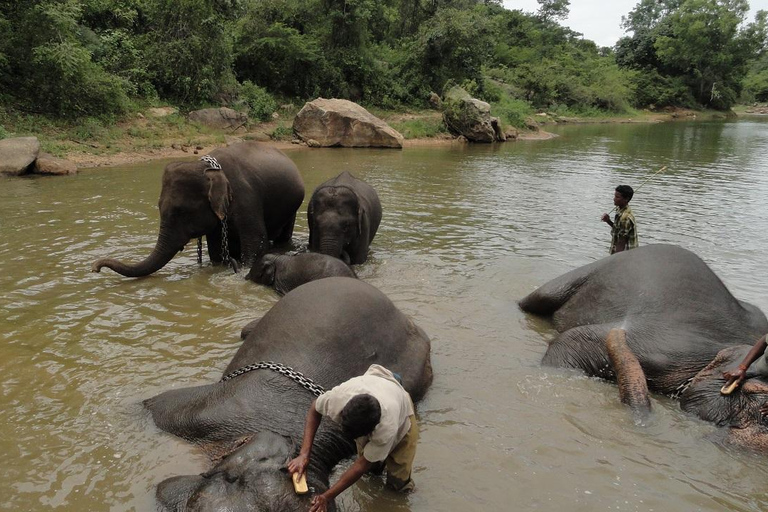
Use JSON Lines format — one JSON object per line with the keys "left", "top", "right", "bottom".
{"left": 220, "top": 361, "right": 326, "bottom": 397}
{"left": 200, "top": 155, "right": 222, "bottom": 170}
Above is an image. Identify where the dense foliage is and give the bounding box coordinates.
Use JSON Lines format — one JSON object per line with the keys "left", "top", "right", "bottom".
{"left": 0, "top": 0, "right": 765, "bottom": 123}
{"left": 616, "top": 0, "right": 767, "bottom": 109}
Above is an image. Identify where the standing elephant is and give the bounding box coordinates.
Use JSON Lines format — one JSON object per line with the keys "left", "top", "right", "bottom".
{"left": 144, "top": 277, "right": 433, "bottom": 511}
{"left": 246, "top": 252, "right": 356, "bottom": 295}
{"left": 519, "top": 244, "right": 768, "bottom": 451}
{"left": 92, "top": 142, "right": 305, "bottom": 277}
{"left": 307, "top": 171, "right": 382, "bottom": 264}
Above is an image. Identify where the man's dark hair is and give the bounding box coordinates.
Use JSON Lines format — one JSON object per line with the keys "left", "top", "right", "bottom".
{"left": 615, "top": 185, "right": 634, "bottom": 201}
{"left": 340, "top": 394, "right": 381, "bottom": 439}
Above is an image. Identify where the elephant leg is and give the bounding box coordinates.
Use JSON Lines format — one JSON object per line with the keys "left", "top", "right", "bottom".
{"left": 207, "top": 231, "right": 223, "bottom": 263}
{"left": 519, "top": 265, "right": 597, "bottom": 316}
{"left": 542, "top": 324, "right": 613, "bottom": 379}
{"left": 274, "top": 213, "right": 296, "bottom": 245}
{"left": 237, "top": 219, "right": 269, "bottom": 268}
{"left": 605, "top": 328, "right": 651, "bottom": 421}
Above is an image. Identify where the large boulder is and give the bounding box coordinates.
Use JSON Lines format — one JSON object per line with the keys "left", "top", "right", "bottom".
{"left": 442, "top": 87, "right": 502, "bottom": 143}
{"left": 293, "top": 98, "right": 404, "bottom": 148}
{"left": 0, "top": 136, "right": 40, "bottom": 176}
{"left": 34, "top": 152, "right": 78, "bottom": 175}
{"left": 188, "top": 108, "right": 247, "bottom": 130}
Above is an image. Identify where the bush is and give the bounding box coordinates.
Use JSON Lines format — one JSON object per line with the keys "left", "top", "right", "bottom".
{"left": 239, "top": 81, "right": 277, "bottom": 121}
{"left": 491, "top": 96, "right": 533, "bottom": 128}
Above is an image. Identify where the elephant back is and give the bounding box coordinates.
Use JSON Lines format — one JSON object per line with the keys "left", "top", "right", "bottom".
{"left": 227, "top": 277, "right": 432, "bottom": 398}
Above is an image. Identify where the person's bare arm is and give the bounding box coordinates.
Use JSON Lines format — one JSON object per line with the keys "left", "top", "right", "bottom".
{"left": 723, "top": 335, "right": 768, "bottom": 390}
{"left": 287, "top": 400, "right": 322, "bottom": 477}
{"left": 309, "top": 456, "right": 372, "bottom": 512}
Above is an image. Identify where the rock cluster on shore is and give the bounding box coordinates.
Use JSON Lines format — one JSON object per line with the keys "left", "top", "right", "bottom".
{"left": 0, "top": 137, "right": 78, "bottom": 176}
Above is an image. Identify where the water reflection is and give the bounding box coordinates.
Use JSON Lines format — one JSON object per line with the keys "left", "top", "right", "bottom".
{"left": 1, "top": 117, "right": 768, "bottom": 511}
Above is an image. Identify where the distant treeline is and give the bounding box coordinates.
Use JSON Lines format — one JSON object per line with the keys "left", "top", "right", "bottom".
{"left": 0, "top": 0, "right": 766, "bottom": 124}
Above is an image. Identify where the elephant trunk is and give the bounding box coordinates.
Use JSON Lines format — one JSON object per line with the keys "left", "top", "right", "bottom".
{"left": 318, "top": 237, "right": 344, "bottom": 259}
{"left": 91, "top": 227, "right": 184, "bottom": 277}
{"left": 605, "top": 328, "right": 652, "bottom": 422}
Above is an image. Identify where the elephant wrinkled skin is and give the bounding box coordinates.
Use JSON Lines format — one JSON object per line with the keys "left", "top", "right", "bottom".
{"left": 92, "top": 142, "right": 305, "bottom": 277}
{"left": 307, "top": 171, "right": 382, "bottom": 264}
{"left": 246, "top": 252, "right": 357, "bottom": 295}
{"left": 520, "top": 244, "right": 768, "bottom": 450}
{"left": 144, "top": 277, "right": 433, "bottom": 511}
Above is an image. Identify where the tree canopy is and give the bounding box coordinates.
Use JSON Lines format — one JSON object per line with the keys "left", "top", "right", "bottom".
{"left": 0, "top": 0, "right": 765, "bottom": 122}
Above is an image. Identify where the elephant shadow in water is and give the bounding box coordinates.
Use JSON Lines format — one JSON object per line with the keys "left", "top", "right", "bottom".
{"left": 519, "top": 243, "right": 768, "bottom": 451}
{"left": 92, "top": 142, "right": 305, "bottom": 278}
{"left": 144, "top": 277, "right": 433, "bottom": 511}
{"left": 246, "top": 252, "right": 357, "bottom": 295}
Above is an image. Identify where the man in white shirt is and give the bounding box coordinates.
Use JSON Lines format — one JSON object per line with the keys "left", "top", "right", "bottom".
{"left": 287, "top": 364, "right": 418, "bottom": 512}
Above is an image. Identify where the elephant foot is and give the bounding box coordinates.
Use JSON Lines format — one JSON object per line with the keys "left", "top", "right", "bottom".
{"left": 605, "top": 328, "right": 651, "bottom": 422}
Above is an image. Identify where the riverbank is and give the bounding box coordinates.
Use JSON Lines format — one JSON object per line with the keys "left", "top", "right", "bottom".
{"left": 0, "top": 106, "right": 743, "bottom": 169}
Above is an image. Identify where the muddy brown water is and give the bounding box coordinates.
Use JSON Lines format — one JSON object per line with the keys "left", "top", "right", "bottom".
{"left": 3, "top": 118, "right": 768, "bottom": 511}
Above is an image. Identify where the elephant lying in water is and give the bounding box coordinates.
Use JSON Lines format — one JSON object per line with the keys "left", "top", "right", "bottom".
{"left": 246, "top": 252, "right": 357, "bottom": 295}
{"left": 144, "top": 277, "right": 433, "bottom": 511}
{"left": 519, "top": 244, "right": 768, "bottom": 451}
{"left": 92, "top": 142, "right": 305, "bottom": 277}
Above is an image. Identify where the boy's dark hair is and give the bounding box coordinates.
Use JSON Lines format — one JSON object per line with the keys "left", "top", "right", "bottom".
{"left": 340, "top": 394, "right": 381, "bottom": 439}
{"left": 615, "top": 185, "right": 634, "bottom": 201}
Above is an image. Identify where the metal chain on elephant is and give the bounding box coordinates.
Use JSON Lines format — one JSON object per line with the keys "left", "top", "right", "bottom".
{"left": 220, "top": 361, "right": 326, "bottom": 397}
{"left": 220, "top": 215, "right": 232, "bottom": 269}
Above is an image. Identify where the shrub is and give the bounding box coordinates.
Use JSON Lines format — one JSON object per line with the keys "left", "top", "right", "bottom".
{"left": 239, "top": 81, "right": 277, "bottom": 122}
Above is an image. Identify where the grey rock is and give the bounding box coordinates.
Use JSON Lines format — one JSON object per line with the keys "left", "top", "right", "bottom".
{"left": 188, "top": 108, "right": 248, "bottom": 130}
{"left": 0, "top": 137, "right": 40, "bottom": 176}
{"left": 442, "top": 87, "right": 496, "bottom": 143}
{"left": 33, "top": 152, "right": 78, "bottom": 175}
{"left": 293, "top": 98, "right": 404, "bottom": 148}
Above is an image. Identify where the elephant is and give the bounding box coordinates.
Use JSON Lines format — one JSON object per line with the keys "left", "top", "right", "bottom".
{"left": 246, "top": 252, "right": 357, "bottom": 295}
{"left": 307, "top": 171, "right": 382, "bottom": 265}
{"left": 144, "top": 277, "right": 433, "bottom": 511}
{"left": 519, "top": 243, "right": 768, "bottom": 451}
{"left": 92, "top": 142, "right": 305, "bottom": 277}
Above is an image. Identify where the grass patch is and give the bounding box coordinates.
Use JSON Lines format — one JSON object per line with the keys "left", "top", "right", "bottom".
{"left": 389, "top": 117, "right": 447, "bottom": 139}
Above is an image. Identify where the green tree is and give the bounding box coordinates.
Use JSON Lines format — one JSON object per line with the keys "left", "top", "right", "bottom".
{"left": 141, "top": 0, "right": 239, "bottom": 106}
{"left": 0, "top": 0, "right": 129, "bottom": 117}
{"left": 537, "top": 0, "right": 569, "bottom": 21}
{"left": 617, "top": 0, "right": 766, "bottom": 109}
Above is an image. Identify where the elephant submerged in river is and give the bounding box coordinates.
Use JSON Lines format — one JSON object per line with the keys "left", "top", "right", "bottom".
{"left": 519, "top": 244, "right": 768, "bottom": 451}
{"left": 307, "top": 171, "right": 382, "bottom": 264}
{"left": 144, "top": 277, "right": 433, "bottom": 511}
{"left": 92, "top": 142, "right": 305, "bottom": 277}
{"left": 246, "top": 252, "right": 357, "bottom": 295}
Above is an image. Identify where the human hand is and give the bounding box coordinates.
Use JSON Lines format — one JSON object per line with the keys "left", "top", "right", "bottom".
{"left": 601, "top": 213, "right": 610, "bottom": 223}
{"left": 721, "top": 366, "right": 748, "bottom": 394}
{"left": 287, "top": 453, "right": 309, "bottom": 476}
{"left": 309, "top": 493, "right": 329, "bottom": 512}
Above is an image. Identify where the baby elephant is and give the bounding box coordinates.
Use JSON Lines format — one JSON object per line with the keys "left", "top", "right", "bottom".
{"left": 246, "top": 252, "right": 356, "bottom": 295}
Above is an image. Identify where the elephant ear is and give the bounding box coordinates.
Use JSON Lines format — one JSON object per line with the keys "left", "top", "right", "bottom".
{"left": 206, "top": 169, "right": 232, "bottom": 221}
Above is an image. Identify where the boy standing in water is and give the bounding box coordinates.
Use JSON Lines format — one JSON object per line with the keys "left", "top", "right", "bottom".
{"left": 601, "top": 185, "right": 638, "bottom": 254}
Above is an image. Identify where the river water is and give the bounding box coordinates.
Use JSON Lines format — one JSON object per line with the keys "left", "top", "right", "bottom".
{"left": 2, "top": 117, "right": 768, "bottom": 511}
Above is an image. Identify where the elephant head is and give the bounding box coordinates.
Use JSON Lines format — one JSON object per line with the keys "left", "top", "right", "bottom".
{"left": 92, "top": 161, "right": 231, "bottom": 277}
{"left": 155, "top": 431, "right": 329, "bottom": 512}
{"left": 307, "top": 185, "right": 366, "bottom": 264}
{"left": 679, "top": 346, "right": 768, "bottom": 452}
{"left": 245, "top": 254, "right": 279, "bottom": 286}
